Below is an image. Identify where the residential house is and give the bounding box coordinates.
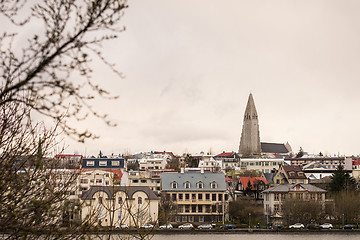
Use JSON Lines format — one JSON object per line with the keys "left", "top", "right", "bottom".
{"left": 240, "top": 158, "right": 284, "bottom": 173}
{"left": 273, "top": 165, "right": 307, "bottom": 185}
{"left": 214, "top": 152, "right": 240, "bottom": 171}
{"left": 237, "top": 176, "right": 269, "bottom": 200}
{"left": 81, "top": 186, "right": 159, "bottom": 227}
{"left": 287, "top": 157, "right": 352, "bottom": 171}
{"left": 262, "top": 183, "right": 326, "bottom": 218}
{"left": 161, "top": 170, "right": 228, "bottom": 223}
{"left": 82, "top": 158, "right": 125, "bottom": 169}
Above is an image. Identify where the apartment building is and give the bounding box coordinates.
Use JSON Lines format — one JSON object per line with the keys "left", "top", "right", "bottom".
{"left": 161, "top": 170, "right": 228, "bottom": 223}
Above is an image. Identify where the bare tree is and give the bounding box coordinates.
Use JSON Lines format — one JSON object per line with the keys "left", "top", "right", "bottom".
{"left": 0, "top": 0, "right": 129, "bottom": 239}
{"left": 281, "top": 198, "right": 323, "bottom": 225}
{"left": 1, "top": 0, "right": 127, "bottom": 141}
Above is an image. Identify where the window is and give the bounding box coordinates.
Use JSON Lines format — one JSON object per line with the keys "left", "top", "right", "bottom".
{"left": 206, "top": 194, "right": 210, "bottom": 200}
{"left": 185, "top": 194, "right": 190, "bottom": 200}
{"left": 291, "top": 180, "right": 296, "bottom": 184}
{"left": 132, "top": 179, "right": 139, "bottom": 183}
{"left": 192, "top": 194, "right": 196, "bottom": 201}
{"left": 274, "top": 193, "right": 279, "bottom": 201}
{"left": 99, "top": 161, "right": 107, "bottom": 166}
{"left": 298, "top": 172, "right": 303, "bottom": 176}
{"left": 178, "top": 205, "right": 183, "bottom": 213}
{"left": 198, "top": 205, "right": 203, "bottom": 213}
{"left": 80, "top": 178, "right": 88, "bottom": 184}
{"left": 138, "top": 197, "right": 142, "bottom": 205}
{"left": 205, "top": 205, "right": 211, "bottom": 213}
{"left": 192, "top": 205, "right": 197, "bottom": 212}
{"left": 212, "top": 205, "right": 217, "bottom": 212}
{"left": 212, "top": 194, "right": 216, "bottom": 201}
{"left": 210, "top": 181, "right": 217, "bottom": 189}
{"left": 112, "top": 161, "right": 120, "bottom": 166}
{"left": 87, "top": 161, "right": 94, "bottom": 166}
{"left": 218, "top": 194, "right": 223, "bottom": 201}
{"left": 171, "top": 181, "right": 178, "bottom": 189}
{"left": 198, "top": 193, "right": 203, "bottom": 200}
{"left": 274, "top": 204, "right": 279, "bottom": 212}
{"left": 105, "top": 181, "right": 109, "bottom": 185}
{"left": 199, "top": 216, "right": 204, "bottom": 222}
{"left": 141, "top": 179, "right": 147, "bottom": 183}
{"left": 184, "top": 181, "right": 190, "bottom": 189}
{"left": 289, "top": 172, "right": 295, "bottom": 176}
{"left": 179, "top": 193, "right": 183, "bottom": 200}
{"left": 197, "top": 181, "right": 204, "bottom": 189}
{"left": 185, "top": 205, "right": 190, "bottom": 213}
{"left": 172, "top": 194, "right": 176, "bottom": 201}
{"left": 96, "top": 179, "right": 102, "bottom": 184}
{"left": 188, "top": 216, "right": 194, "bottom": 222}
{"left": 265, "top": 193, "right": 269, "bottom": 201}
{"left": 118, "top": 197, "right": 122, "bottom": 205}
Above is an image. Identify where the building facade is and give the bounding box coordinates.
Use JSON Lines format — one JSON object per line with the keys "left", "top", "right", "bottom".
{"left": 161, "top": 171, "right": 228, "bottom": 223}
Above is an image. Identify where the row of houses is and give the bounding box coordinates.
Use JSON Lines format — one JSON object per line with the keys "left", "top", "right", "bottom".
{"left": 45, "top": 152, "right": 360, "bottom": 228}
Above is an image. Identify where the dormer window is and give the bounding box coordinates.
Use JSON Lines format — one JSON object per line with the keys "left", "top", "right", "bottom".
{"left": 184, "top": 181, "right": 191, "bottom": 189}
{"left": 298, "top": 172, "right": 303, "bottom": 176}
{"left": 289, "top": 172, "right": 295, "bottom": 176}
{"left": 171, "top": 181, "right": 178, "bottom": 189}
{"left": 197, "top": 181, "right": 204, "bottom": 189}
{"left": 210, "top": 181, "right": 217, "bottom": 189}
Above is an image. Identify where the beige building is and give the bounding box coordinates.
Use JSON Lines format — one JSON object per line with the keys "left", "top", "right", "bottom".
{"left": 161, "top": 171, "right": 228, "bottom": 223}
{"left": 81, "top": 186, "right": 159, "bottom": 227}
{"left": 262, "top": 183, "right": 326, "bottom": 217}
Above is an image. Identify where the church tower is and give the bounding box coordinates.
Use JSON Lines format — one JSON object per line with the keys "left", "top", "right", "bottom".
{"left": 238, "top": 93, "right": 261, "bottom": 157}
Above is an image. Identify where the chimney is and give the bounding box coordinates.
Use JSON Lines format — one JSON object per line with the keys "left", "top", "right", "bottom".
{"left": 180, "top": 168, "right": 184, "bottom": 174}
{"left": 200, "top": 167, "right": 204, "bottom": 174}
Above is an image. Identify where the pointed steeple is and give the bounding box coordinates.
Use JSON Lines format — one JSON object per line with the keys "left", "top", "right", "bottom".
{"left": 238, "top": 93, "right": 261, "bottom": 157}
{"left": 244, "top": 93, "right": 258, "bottom": 120}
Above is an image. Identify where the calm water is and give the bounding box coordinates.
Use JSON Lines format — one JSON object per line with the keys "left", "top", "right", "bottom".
{"left": 152, "top": 233, "right": 360, "bottom": 240}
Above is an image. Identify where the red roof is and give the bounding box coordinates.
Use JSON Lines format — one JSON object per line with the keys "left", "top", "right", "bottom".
{"left": 353, "top": 159, "right": 360, "bottom": 165}
{"left": 225, "top": 177, "right": 235, "bottom": 182}
{"left": 154, "top": 151, "right": 175, "bottom": 158}
{"left": 239, "top": 177, "right": 268, "bottom": 190}
{"left": 215, "top": 152, "right": 235, "bottom": 157}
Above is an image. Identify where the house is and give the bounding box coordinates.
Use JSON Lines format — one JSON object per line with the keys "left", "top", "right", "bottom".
{"left": 214, "top": 152, "right": 240, "bottom": 170}
{"left": 82, "top": 158, "right": 125, "bottom": 169}
{"left": 273, "top": 165, "right": 307, "bottom": 185}
{"left": 287, "top": 157, "right": 352, "bottom": 171}
{"left": 81, "top": 186, "right": 159, "bottom": 227}
{"left": 240, "top": 158, "right": 284, "bottom": 173}
{"left": 198, "top": 157, "right": 222, "bottom": 172}
{"left": 54, "top": 154, "right": 83, "bottom": 169}
{"left": 161, "top": 170, "right": 228, "bottom": 223}
{"left": 262, "top": 183, "right": 326, "bottom": 217}
{"left": 237, "top": 176, "right": 269, "bottom": 200}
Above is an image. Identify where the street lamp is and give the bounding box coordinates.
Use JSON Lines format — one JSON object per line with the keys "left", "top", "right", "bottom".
{"left": 342, "top": 213, "right": 345, "bottom": 227}
{"left": 249, "top": 213, "right": 251, "bottom": 229}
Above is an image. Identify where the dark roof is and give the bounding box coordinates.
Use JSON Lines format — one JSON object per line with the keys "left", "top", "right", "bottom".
{"left": 81, "top": 186, "right": 158, "bottom": 200}
{"left": 263, "top": 173, "right": 276, "bottom": 184}
{"left": 282, "top": 165, "right": 307, "bottom": 179}
{"left": 261, "top": 142, "right": 289, "bottom": 153}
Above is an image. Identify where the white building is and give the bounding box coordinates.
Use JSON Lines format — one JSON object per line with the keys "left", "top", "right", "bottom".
{"left": 240, "top": 158, "right": 284, "bottom": 173}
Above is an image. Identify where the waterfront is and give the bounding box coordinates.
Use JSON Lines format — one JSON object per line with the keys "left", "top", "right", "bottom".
{"left": 152, "top": 233, "right": 360, "bottom": 240}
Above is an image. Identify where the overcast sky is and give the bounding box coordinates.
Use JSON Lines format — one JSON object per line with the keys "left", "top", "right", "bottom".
{"left": 60, "top": 0, "right": 360, "bottom": 157}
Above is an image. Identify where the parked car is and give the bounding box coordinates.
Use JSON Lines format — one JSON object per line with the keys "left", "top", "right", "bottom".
{"left": 319, "top": 223, "right": 333, "bottom": 229}
{"left": 306, "top": 223, "right": 320, "bottom": 229}
{"left": 342, "top": 224, "right": 355, "bottom": 229}
{"left": 273, "top": 224, "right": 284, "bottom": 230}
{"left": 197, "top": 224, "right": 213, "bottom": 229}
{"left": 178, "top": 223, "right": 194, "bottom": 230}
{"left": 115, "top": 224, "right": 129, "bottom": 229}
{"left": 159, "top": 224, "right": 173, "bottom": 229}
{"left": 220, "top": 224, "right": 237, "bottom": 229}
{"left": 289, "top": 223, "right": 304, "bottom": 229}
{"left": 141, "top": 224, "right": 154, "bottom": 229}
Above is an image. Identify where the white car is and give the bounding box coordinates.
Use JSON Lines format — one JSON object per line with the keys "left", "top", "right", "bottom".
{"left": 320, "top": 223, "right": 333, "bottom": 229}
{"left": 159, "top": 224, "right": 173, "bottom": 229}
{"left": 141, "top": 224, "right": 154, "bottom": 229}
{"left": 289, "top": 223, "right": 304, "bottom": 229}
{"left": 178, "top": 223, "right": 194, "bottom": 230}
{"left": 115, "top": 224, "right": 129, "bottom": 229}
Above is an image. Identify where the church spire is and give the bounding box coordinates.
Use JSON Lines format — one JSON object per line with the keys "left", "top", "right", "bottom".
{"left": 238, "top": 93, "right": 261, "bottom": 157}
